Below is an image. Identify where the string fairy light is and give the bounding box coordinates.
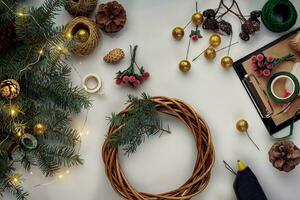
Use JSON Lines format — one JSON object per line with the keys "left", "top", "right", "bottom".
{"left": 0, "top": 0, "right": 92, "bottom": 190}
{"left": 0, "top": 0, "right": 71, "bottom": 74}
{"left": 9, "top": 174, "right": 22, "bottom": 186}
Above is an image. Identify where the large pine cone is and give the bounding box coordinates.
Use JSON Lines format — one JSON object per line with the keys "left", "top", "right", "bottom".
{"left": 0, "top": 22, "right": 17, "bottom": 52}
{"left": 269, "top": 141, "right": 300, "bottom": 172}
{"left": 95, "top": 1, "right": 127, "bottom": 33}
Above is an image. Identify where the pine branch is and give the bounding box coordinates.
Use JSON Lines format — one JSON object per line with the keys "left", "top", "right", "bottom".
{"left": 107, "top": 93, "right": 170, "bottom": 156}
{"left": 35, "top": 145, "right": 82, "bottom": 176}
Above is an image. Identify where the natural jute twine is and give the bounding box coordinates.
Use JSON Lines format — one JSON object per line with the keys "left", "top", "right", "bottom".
{"left": 102, "top": 96, "right": 215, "bottom": 200}
{"left": 64, "top": 17, "right": 99, "bottom": 56}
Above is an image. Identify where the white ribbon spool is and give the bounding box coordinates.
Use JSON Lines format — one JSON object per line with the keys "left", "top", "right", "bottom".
{"left": 82, "top": 73, "right": 102, "bottom": 94}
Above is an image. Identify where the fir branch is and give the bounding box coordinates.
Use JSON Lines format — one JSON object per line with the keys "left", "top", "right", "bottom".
{"left": 107, "top": 93, "right": 170, "bottom": 155}
{"left": 4, "top": 182, "right": 29, "bottom": 200}
{"left": 35, "top": 144, "right": 82, "bottom": 176}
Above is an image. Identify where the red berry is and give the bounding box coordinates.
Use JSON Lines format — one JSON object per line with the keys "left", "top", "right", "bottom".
{"left": 267, "top": 56, "right": 274, "bottom": 62}
{"left": 129, "top": 75, "right": 136, "bottom": 82}
{"left": 258, "top": 61, "right": 264, "bottom": 67}
{"left": 115, "top": 79, "right": 122, "bottom": 85}
{"left": 143, "top": 72, "right": 150, "bottom": 78}
{"left": 257, "top": 54, "right": 264, "bottom": 61}
{"left": 263, "top": 69, "right": 270, "bottom": 77}
{"left": 133, "top": 80, "right": 140, "bottom": 87}
{"left": 251, "top": 56, "right": 257, "bottom": 62}
{"left": 123, "top": 76, "right": 129, "bottom": 82}
{"left": 252, "top": 64, "right": 258, "bottom": 70}
{"left": 138, "top": 76, "right": 144, "bottom": 82}
{"left": 192, "top": 35, "right": 199, "bottom": 42}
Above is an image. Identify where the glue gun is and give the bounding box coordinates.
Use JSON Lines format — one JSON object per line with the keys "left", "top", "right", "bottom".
{"left": 233, "top": 160, "right": 268, "bottom": 200}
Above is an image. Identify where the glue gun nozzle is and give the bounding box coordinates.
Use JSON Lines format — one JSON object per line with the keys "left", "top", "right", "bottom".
{"left": 237, "top": 160, "right": 247, "bottom": 171}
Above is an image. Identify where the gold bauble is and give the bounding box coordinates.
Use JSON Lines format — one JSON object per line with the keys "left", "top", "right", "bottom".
{"left": 179, "top": 60, "right": 191, "bottom": 72}
{"left": 0, "top": 79, "right": 20, "bottom": 100}
{"left": 75, "top": 29, "right": 90, "bottom": 43}
{"left": 236, "top": 120, "right": 248, "bottom": 133}
{"left": 33, "top": 123, "right": 47, "bottom": 135}
{"left": 221, "top": 56, "right": 234, "bottom": 69}
{"left": 209, "top": 34, "right": 221, "bottom": 47}
{"left": 172, "top": 27, "right": 185, "bottom": 40}
{"left": 191, "top": 12, "right": 204, "bottom": 26}
{"left": 204, "top": 48, "right": 216, "bottom": 60}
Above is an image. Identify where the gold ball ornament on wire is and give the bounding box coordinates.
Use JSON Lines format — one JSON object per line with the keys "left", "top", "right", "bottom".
{"left": 75, "top": 28, "right": 89, "bottom": 43}
{"left": 0, "top": 79, "right": 20, "bottom": 100}
{"left": 221, "top": 56, "right": 234, "bottom": 69}
{"left": 172, "top": 27, "right": 185, "bottom": 40}
{"left": 236, "top": 119, "right": 248, "bottom": 133}
{"left": 191, "top": 12, "right": 204, "bottom": 26}
{"left": 33, "top": 123, "right": 47, "bottom": 135}
{"left": 204, "top": 48, "right": 216, "bottom": 60}
{"left": 209, "top": 34, "right": 221, "bottom": 48}
{"left": 179, "top": 60, "right": 191, "bottom": 73}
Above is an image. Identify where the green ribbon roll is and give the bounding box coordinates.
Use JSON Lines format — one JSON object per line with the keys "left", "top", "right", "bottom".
{"left": 262, "top": 0, "right": 298, "bottom": 33}
{"left": 267, "top": 72, "right": 299, "bottom": 104}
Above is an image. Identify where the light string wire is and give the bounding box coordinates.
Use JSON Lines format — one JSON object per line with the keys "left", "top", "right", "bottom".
{"left": 0, "top": 0, "right": 90, "bottom": 187}
{"left": 0, "top": 0, "right": 68, "bottom": 73}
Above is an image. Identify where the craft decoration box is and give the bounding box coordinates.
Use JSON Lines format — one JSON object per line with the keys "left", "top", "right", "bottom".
{"left": 234, "top": 27, "right": 300, "bottom": 135}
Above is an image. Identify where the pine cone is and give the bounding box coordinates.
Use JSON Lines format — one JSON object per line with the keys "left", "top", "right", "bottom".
{"left": 95, "top": 1, "right": 127, "bottom": 33}
{"left": 218, "top": 20, "right": 232, "bottom": 35}
{"left": 65, "top": 0, "right": 97, "bottom": 17}
{"left": 0, "top": 22, "right": 17, "bottom": 52}
{"left": 202, "top": 18, "right": 219, "bottom": 31}
{"left": 269, "top": 141, "right": 300, "bottom": 172}
{"left": 103, "top": 48, "right": 125, "bottom": 64}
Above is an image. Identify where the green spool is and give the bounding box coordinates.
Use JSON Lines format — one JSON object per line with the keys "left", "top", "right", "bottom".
{"left": 262, "top": 0, "right": 298, "bottom": 33}
{"left": 267, "top": 72, "right": 299, "bottom": 104}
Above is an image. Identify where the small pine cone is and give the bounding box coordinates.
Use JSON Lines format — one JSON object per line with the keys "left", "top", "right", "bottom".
{"left": 250, "top": 20, "right": 261, "bottom": 32}
{"left": 250, "top": 10, "right": 262, "bottom": 19}
{"left": 202, "top": 18, "right": 219, "bottom": 31}
{"left": 239, "top": 32, "right": 250, "bottom": 41}
{"left": 241, "top": 20, "right": 256, "bottom": 35}
{"left": 103, "top": 48, "right": 125, "bottom": 64}
{"left": 218, "top": 20, "right": 232, "bottom": 35}
{"left": 269, "top": 141, "right": 300, "bottom": 172}
{"left": 203, "top": 9, "right": 216, "bottom": 18}
{"left": 65, "top": 0, "right": 97, "bottom": 17}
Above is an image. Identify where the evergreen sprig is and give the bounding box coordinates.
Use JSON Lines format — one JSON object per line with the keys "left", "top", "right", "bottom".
{"left": 107, "top": 93, "right": 170, "bottom": 156}
{"left": 0, "top": 0, "right": 90, "bottom": 199}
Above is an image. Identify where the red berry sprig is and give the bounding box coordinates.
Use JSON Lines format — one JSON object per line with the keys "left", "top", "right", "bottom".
{"left": 115, "top": 45, "right": 150, "bottom": 88}
{"left": 251, "top": 53, "right": 295, "bottom": 77}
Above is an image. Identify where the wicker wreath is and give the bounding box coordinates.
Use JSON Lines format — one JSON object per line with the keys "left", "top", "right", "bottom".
{"left": 64, "top": 17, "right": 100, "bottom": 56}
{"left": 102, "top": 96, "right": 215, "bottom": 200}
{"left": 65, "top": 0, "right": 97, "bottom": 17}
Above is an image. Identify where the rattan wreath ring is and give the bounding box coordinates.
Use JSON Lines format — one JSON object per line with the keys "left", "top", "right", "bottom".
{"left": 64, "top": 17, "right": 99, "bottom": 56}
{"left": 102, "top": 96, "right": 215, "bottom": 200}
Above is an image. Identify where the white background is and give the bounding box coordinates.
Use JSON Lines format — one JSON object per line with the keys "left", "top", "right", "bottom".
{"left": 4, "top": 0, "right": 300, "bottom": 199}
